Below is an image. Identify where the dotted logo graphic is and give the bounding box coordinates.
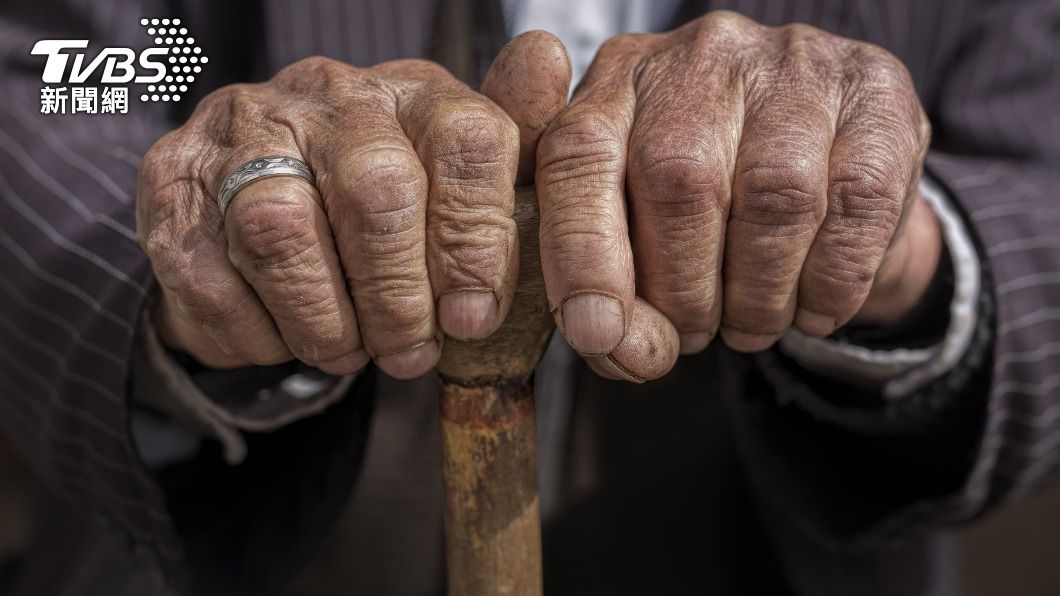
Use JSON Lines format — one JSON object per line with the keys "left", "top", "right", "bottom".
{"left": 138, "top": 18, "right": 207, "bottom": 103}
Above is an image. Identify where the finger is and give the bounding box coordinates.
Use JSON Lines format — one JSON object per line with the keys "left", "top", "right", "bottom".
{"left": 536, "top": 36, "right": 644, "bottom": 356}
{"left": 151, "top": 287, "right": 252, "bottom": 369}
{"left": 720, "top": 44, "right": 837, "bottom": 352}
{"left": 584, "top": 297, "right": 679, "bottom": 382}
{"left": 402, "top": 84, "right": 520, "bottom": 342}
{"left": 852, "top": 194, "right": 940, "bottom": 325}
{"left": 137, "top": 138, "right": 290, "bottom": 366}
{"left": 223, "top": 173, "right": 367, "bottom": 375}
{"left": 481, "top": 30, "right": 572, "bottom": 185}
{"left": 626, "top": 61, "right": 742, "bottom": 355}
{"left": 188, "top": 81, "right": 369, "bottom": 375}
{"left": 321, "top": 100, "right": 439, "bottom": 380}
{"left": 795, "top": 48, "right": 928, "bottom": 335}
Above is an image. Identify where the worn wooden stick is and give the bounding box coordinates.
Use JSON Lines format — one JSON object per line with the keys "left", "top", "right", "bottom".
{"left": 435, "top": 188, "right": 553, "bottom": 596}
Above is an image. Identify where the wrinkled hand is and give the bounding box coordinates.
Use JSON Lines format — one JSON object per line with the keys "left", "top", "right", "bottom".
{"left": 137, "top": 42, "right": 563, "bottom": 379}
{"left": 536, "top": 11, "right": 939, "bottom": 380}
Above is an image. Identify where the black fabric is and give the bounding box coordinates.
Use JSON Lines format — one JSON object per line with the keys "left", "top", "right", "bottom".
{"left": 542, "top": 350, "right": 794, "bottom": 596}
{"left": 154, "top": 370, "right": 376, "bottom": 596}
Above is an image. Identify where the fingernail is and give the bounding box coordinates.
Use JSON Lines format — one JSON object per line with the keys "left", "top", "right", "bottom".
{"left": 679, "top": 331, "right": 715, "bottom": 355}
{"left": 719, "top": 326, "right": 779, "bottom": 353}
{"left": 794, "top": 308, "right": 837, "bottom": 337}
{"left": 592, "top": 354, "right": 646, "bottom": 384}
{"left": 560, "top": 292, "right": 624, "bottom": 355}
{"left": 585, "top": 356, "right": 626, "bottom": 382}
{"left": 376, "top": 340, "right": 440, "bottom": 380}
{"left": 438, "top": 289, "right": 499, "bottom": 340}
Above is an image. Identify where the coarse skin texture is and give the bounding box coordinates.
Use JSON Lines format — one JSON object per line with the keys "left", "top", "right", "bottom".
{"left": 535, "top": 10, "right": 939, "bottom": 370}
{"left": 138, "top": 12, "right": 939, "bottom": 383}
{"left": 139, "top": 54, "right": 523, "bottom": 380}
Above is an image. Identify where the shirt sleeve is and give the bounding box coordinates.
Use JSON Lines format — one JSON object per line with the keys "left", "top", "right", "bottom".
{"left": 130, "top": 298, "right": 356, "bottom": 466}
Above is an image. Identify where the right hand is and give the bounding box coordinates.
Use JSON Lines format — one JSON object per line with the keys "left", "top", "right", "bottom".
{"left": 137, "top": 55, "right": 528, "bottom": 379}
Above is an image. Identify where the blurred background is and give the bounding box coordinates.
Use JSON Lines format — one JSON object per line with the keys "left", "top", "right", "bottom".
{"left": 2, "top": 430, "right": 1058, "bottom": 595}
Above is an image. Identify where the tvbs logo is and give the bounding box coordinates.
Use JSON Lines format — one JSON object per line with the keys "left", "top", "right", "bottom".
{"left": 32, "top": 40, "right": 168, "bottom": 84}
{"left": 32, "top": 18, "right": 207, "bottom": 115}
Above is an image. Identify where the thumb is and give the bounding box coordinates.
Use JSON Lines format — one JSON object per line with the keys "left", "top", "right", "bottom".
{"left": 481, "top": 30, "right": 571, "bottom": 185}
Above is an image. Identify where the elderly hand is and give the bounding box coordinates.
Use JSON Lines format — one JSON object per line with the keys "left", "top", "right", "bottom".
{"left": 536, "top": 11, "right": 940, "bottom": 380}
{"left": 137, "top": 44, "right": 557, "bottom": 379}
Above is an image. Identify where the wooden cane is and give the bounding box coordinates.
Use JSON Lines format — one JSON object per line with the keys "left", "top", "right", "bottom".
{"left": 435, "top": 187, "right": 552, "bottom": 596}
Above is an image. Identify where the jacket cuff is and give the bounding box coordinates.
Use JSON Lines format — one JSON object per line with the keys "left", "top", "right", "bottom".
{"left": 130, "top": 297, "right": 356, "bottom": 465}
{"left": 778, "top": 174, "right": 982, "bottom": 400}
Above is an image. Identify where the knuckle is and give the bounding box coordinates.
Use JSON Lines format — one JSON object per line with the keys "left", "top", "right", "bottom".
{"left": 138, "top": 129, "right": 200, "bottom": 198}
{"left": 845, "top": 43, "right": 911, "bottom": 91}
{"left": 692, "top": 10, "right": 759, "bottom": 47}
{"left": 773, "top": 25, "right": 836, "bottom": 83}
{"left": 140, "top": 196, "right": 182, "bottom": 258}
{"left": 702, "top": 9, "right": 754, "bottom": 29}
{"left": 288, "top": 290, "right": 344, "bottom": 328}
{"left": 227, "top": 197, "right": 320, "bottom": 272}
{"left": 198, "top": 83, "right": 264, "bottom": 123}
{"left": 165, "top": 270, "right": 240, "bottom": 326}
{"left": 538, "top": 110, "right": 625, "bottom": 187}
{"left": 194, "top": 84, "right": 280, "bottom": 149}
{"left": 541, "top": 213, "right": 623, "bottom": 271}
{"left": 703, "top": 10, "right": 754, "bottom": 33}
{"left": 139, "top": 131, "right": 178, "bottom": 184}
{"left": 334, "top": 145, "right": 425, "bottom": 239}
{"left": 364, "top": 287, "right": 434, "bottom": 340}
{"left": 808, "top": 247, "right": 878, "bottom": 291}
{"left": 429, "top": 217, "right": 513, "bottom": 285}
{"left": 137, "top": 163, "right": 183, "bottom": 247}
{"left": 647, "top": 284, "right": 717, "bottom": 330}
{"left": 226, "top": 86, "right": 267, "bottom": 121}
{"left": 776, "top": 22, "right": 833, "bottom": 55}
{"left": 429, "top": 197, "right": 512, "bottom": 245}
{"left": 340, "top": 145, "right": 423, "bottom": 204}
{"left": 287, "top": 318, "right": 360, "bottom": 366}
{"left": 597, "top": 33, "right": 649, "bottom": 58}
{"left": 371, "top": 58, "right": 450, "bottom": 81}
{"left": 280, "top": 55, "right": 355, "bottom": 85}
{"left": 734, "top": 161, "right": 825, "bottom": 223}
{"left": 829, "top": 158, "right": 905, "bottom": 226}
{"left": 723, "top": 298, "right": 790, "bottom": 337}
{"left": 632, "top": 133, "right": 727, "bottom": 213}
{"left": 291, "top": 55, "right": 346, "bottom": 73}
{"left": 190, "top": 85, "right": 230, "bottom": 119}
{"left": 427, "top": 102, "right": 517, "bottom": 182}
{"left": 778, "top": 22, "right": 822, "bottom": 41}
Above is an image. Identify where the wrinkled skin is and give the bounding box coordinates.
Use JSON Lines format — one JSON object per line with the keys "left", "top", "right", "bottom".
{"left": 139, "top": 55, "right": 526, "bottom": 380}
{"left": 138, "top": 12, "right": 939, "bottom": 383}
{"left": 535, "top": 11, "right": 938, "bottom": 379}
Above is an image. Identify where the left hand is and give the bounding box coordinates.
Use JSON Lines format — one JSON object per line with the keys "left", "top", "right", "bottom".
{"left": 535, "top": 11, "right": 939, "bottom": 380}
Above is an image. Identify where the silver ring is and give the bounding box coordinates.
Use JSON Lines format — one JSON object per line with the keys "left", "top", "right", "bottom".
{"left": 217, "top": 155, "right": 315, "bottom": 217}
